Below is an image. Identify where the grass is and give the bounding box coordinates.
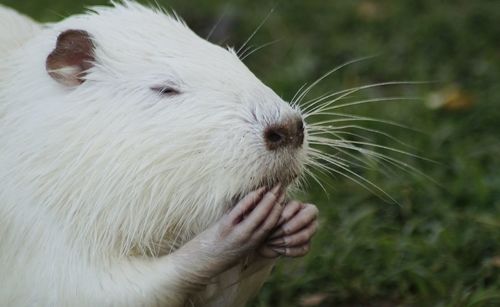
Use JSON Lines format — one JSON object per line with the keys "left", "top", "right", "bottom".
{"left": 2, "top": 0, "right": 499, "bottom": 306}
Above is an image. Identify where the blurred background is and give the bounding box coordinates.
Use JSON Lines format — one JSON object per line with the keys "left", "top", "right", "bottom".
{"left": 2, "top": 0, "right": 499, "bottom": 306}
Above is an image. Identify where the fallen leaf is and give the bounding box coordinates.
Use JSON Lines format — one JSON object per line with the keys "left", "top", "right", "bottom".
{"left": 426, "top": 85, "right": 474, "bottom": 111}
{"left": 299, "top": 292, "right": 330, "bottom": 306}
{"left": 490, "top": 256, "right": 500, "bottom": 268}
{"left": 357, "top": 0, "right": 383, "bottom": 21}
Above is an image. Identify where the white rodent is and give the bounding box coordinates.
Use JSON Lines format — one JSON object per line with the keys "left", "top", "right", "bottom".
{"left": 0, "top": 1, "right": 319, "bottom": 306}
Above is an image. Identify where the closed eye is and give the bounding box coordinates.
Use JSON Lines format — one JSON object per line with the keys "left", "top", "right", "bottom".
{"left": 151, "top": 86, "right": 180, "bottom": 96}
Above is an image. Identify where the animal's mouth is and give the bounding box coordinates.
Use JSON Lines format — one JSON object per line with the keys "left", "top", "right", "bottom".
{"left": 260, "top": 163, "right": 302, "bottom": 189}
{"left": 229, "top": 166, "right": 302, "bottom": 207}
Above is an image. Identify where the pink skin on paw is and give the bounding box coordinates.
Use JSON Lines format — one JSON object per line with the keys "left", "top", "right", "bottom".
{"left": 206, "top": 184, "right": 286, "bottom": 267}
{"left": 167, "top": 185, "right": 287, "bottom": 287}
{"left": 258, "top": 201, "right": 319, "bottom": 258}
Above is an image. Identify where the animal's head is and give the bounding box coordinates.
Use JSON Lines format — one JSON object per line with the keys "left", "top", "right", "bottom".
{"left": 17, "top": 1, "right": 309, "bottom": 249}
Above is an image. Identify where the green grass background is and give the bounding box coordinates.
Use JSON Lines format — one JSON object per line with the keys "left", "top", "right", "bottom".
{"left": 2, "top": 0, "right": 499, "bottom": 306}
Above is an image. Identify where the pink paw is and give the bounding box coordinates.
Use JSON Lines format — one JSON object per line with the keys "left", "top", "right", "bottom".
{"left": 258, "top": 201, "right": 319, "bottom": 258}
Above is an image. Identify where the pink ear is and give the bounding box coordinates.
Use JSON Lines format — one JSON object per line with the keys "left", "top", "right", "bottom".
{"left": 46, "top": 30, "right": 95, "bottom": 87}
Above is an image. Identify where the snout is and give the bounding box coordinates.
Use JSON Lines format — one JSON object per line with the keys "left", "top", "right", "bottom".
{"left": 264, "top": 116, "right": 305, "bottom": 150}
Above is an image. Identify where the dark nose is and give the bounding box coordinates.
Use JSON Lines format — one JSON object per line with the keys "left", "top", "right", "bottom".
{"left": 264, "top": 117, "right": 305, "bottom": 150}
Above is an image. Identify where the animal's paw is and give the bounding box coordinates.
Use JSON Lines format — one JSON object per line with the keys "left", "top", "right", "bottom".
{"left": 206, "top": 185, "right": 286, "bottom": 262}
{"left": 258, "top": 201, "right": 318, "bottom": 258}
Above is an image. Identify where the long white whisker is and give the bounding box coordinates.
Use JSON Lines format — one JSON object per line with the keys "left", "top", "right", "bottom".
{"left": 308, "top": 124, "right": 417, "bottom": 150}
{"left": 240, "top": 39, "right": 282, "bottom": 61}
{"left": 337, "top": 140, "right": 436, "bottom": 162}
{"left": 310, "top": 129, "right": 373, "bottom": 142}
{"left": 369, "top": 150, "right": 441, "bottom": 186}
{"left": 292, "top": 55, "right": 378, "bottom": 106}
{"left": 309, "top": 137, "right": 440, "bottom": 186}
{"left": 317, "top": 96, "right": 420, "bottom": 113}
{"left": 336, "top": 143, "right": 441, "bottom": 186}
{"left": 290, "top": 83, "right": 309, "bottom": 109}
{"left": 309, "top": 153, "right": 397, "bottom": 203}
{"left": 206, "top": 5, "right": 230, "bottom": 41}
{"left": 236, "top": 7, "right": 275, "bottom": 56}
{"left": 238, "top": 44, "right": 254, "bottom": 60}
{"left": 303, "top": 81, "right": 430, "bottom": 116}
{"left": 300, "top": 90, "right": 355, "bottom": 113}
{"left": 309, "top": 136, "right": 429, "bottom": 162}
{"left": 302, "top": 163, "right": 330, "bottom": 194}
{"left": 308, "top": 147, "right": 350, "bottom": 168}
{"left": 309, "top": 146, "right": 377, "bottom": 171}
{"left": 307, "top": 113, "right": 418, "bottom": 131}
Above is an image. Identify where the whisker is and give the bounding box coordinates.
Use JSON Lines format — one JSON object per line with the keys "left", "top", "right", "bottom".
{"left": 328, "top": 147, "right": 380, "bottom": 171}
{"left": 301, "top": 89, "right": 365, "bottom": 114}
{"left": 308, "top": 152, "right": 397, "bottom": 203}
{"left": 335, "top": 143, "right": 441, "bottom": 186}
{"left": 240, "top": 39, "right": 283, "bottom": 61}
{"left": 369, "top": 150, "right": 441, "bottom": 186}
{"left": 303, "top": 81, "right": 430, "bottom": 116}
{"left": 316, "top": 96, "right": 420, "bottom": 113}
{"left": 309, "top": 124, "right": 417, "bottom": 150}
{"left": 300, "top": 90, "right": 353, "bottom": 112}
{"left": 238, "top": 44, "right": 254, "bottom": 60}
{"left": 310, "top": 129, "right": 373, "bottom": 143}
{"left": 292, "top": 55, "right": 378, "bottom": 107}
{"left": 294, "top": 170, "right": 310, "bottom": 192}
{"left": 302, "top": 163, "right": 330, "bottom": 194}
{"left": 309, "top": 146, "right": 377, "bottom": 171}
{"left": 206, "top": 5, "right": 230, "bottom": 41}
{"left": 308, "top": 136, "right": 429, "bottom": 162}
{"left": 307, "top": 113, "right": 418, "bottom": 131}
{"left": 308, "top": 147, "right": 350, "bottom": 168}
{"left": 337, "top": 140, "right": 436, "bottom": 162}
{"left": 306, "top": 153, "right": 345, "bottom": 175}
{"left": 290, "top": 83, "right": 309, "bottom": 109}
{"left": 310, "top": 138, "right": 440, "bottom": 186}
{"left": 292, "top": 60, "right": 436, "bottom": 202}
{"left": 237, "top": 7, "right": 275, "bottom": 56}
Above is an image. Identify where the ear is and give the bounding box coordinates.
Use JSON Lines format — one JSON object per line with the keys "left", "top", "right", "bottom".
{"left": 46, "top": 30, "right": 95, "bottom": 87}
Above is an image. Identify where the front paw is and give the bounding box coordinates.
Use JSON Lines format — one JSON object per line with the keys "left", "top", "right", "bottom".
{"left": 206, "top": 185, "right": 286, "bottom": 263}
{"left": 168, "top": 186, "right": 286, "bottom": 286}
{"left": 260, "top": 201, "right": 319, "bottom": 258}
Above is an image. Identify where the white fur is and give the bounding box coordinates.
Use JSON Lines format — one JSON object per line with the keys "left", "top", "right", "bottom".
{"left": 0, "top": 1, "right": 307, "bottom": 306}
{"left": 0, "top": 5, "right": 41, "bottom": 58}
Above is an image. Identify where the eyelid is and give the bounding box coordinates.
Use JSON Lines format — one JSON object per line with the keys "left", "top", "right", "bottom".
{"left": 150, "top": 84, "right": 181, "bottom": 96}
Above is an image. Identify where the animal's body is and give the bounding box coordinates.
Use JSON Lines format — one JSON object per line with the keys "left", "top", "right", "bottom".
{"left": 0, "top": 2, "right": 318, "bottom": 306}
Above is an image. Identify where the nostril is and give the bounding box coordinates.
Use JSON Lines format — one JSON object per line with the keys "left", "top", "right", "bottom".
{"left": 266, "top": 129, "right": 284, "bottom": 144}
{"left": 264, "top": 117, "right": 304, "bottom": 150}
{"left": 264, "top": 126, "right": 288, "bottom": 151}
{"left": 264, "top": 125, "right": 288, "bottom": 150}
{"left": 296, "top": 119, "right": 305, "bottom": 145}
{"left": 297, "top": 120, "right": 304, "bottom": 133}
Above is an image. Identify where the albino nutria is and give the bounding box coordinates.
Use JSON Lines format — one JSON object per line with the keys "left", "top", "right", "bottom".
{"left": 0, "top": 2, "right": 318, "bottom": 306}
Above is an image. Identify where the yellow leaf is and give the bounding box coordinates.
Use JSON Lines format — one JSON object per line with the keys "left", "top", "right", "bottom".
{"left": 299, "top": 292, "right": 330, "bottom": 306}
{"left": 357, "top": 1, "right": 383, "bottom": 21}
{"left": 426, "top": 85, "right": 474, "bottom": 111}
